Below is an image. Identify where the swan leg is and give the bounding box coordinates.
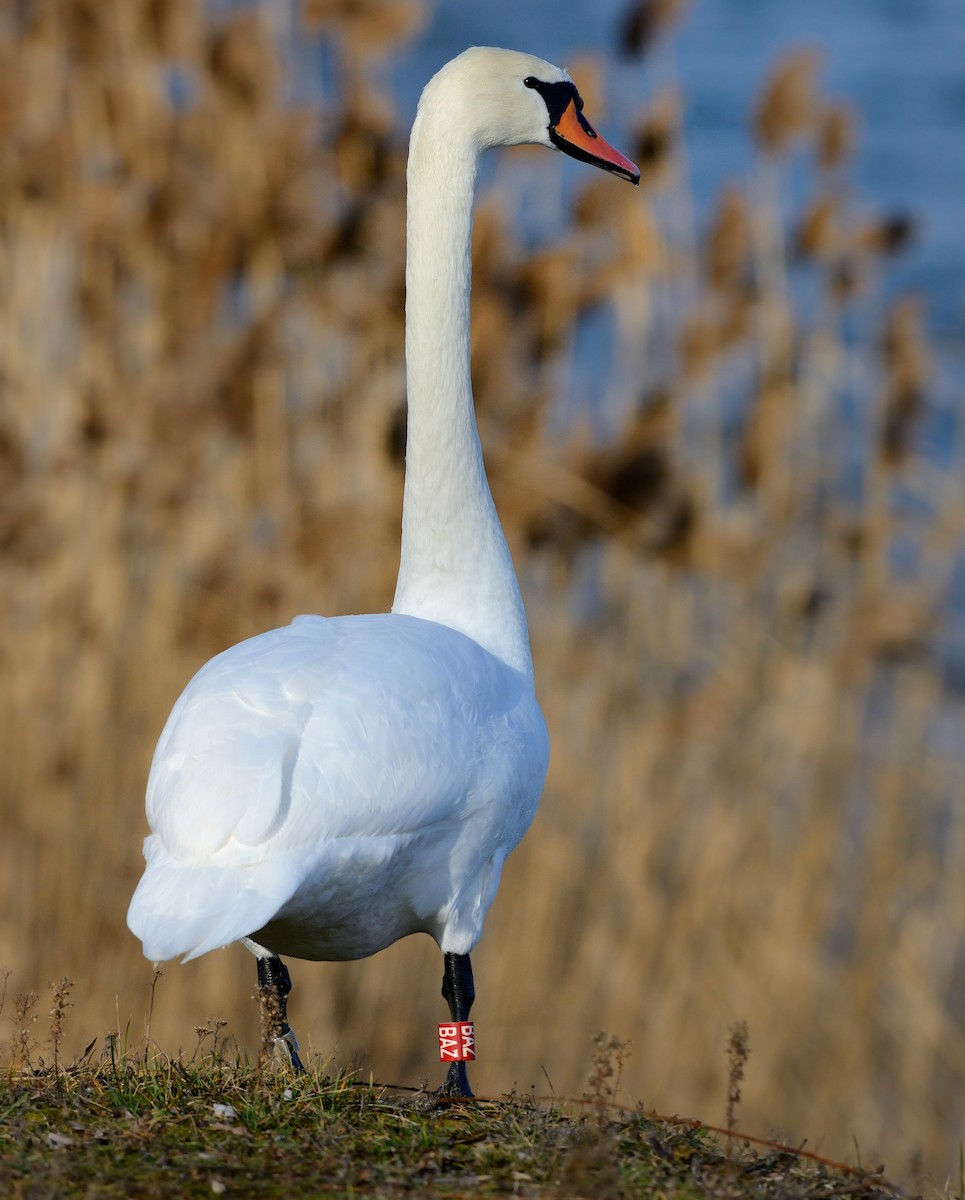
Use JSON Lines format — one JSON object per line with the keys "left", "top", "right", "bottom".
{"left": 437, "top": 951, "right": 475, "bottom": 1098}
{"left": 255, "top": 953, "right": 304, "bottom": 1073}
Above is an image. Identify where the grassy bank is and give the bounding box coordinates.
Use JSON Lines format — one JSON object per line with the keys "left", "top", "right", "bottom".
{"left": 0, "top": 982, "right": 926, "bottom": 1198}
{"left": 1, "top": 1053, "right": 913, "bottom": 1199}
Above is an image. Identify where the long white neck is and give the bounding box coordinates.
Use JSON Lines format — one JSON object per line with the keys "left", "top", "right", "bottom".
{"left": 391, "top": 87, "right": 533, "bottom": 678}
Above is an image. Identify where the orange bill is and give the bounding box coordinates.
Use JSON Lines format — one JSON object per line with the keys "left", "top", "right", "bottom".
{"left": 551, "top": 98, "right": 640, "bottom": 185}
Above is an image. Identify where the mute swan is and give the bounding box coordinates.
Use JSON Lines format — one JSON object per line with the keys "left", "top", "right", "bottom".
{"left": 128, "top": 45, "right": 638, "bottom": 1097}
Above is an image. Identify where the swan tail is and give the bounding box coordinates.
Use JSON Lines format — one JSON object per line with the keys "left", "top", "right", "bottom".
{"left": 126, "top": 836, "right": 299, "bottom": 963}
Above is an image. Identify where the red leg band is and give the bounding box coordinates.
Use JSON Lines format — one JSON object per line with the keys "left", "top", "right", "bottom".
{"left": 438, "top": 1021, "right": 475, "bottom": 1062}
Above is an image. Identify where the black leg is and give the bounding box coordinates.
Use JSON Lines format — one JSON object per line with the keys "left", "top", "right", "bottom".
{"left": 437, "top": 951, "right": 475, "bottom": 1098}
{"left": 256, "top": 954, "right": 304, "bottom": 1073}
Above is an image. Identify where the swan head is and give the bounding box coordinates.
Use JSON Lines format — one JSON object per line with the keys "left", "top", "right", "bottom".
{"left": 415, "top": 47, "right": 640, "bottom": 185}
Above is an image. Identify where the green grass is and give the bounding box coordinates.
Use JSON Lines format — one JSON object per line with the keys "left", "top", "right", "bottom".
{"left": 0, "top": 1052, "right": 912, "bottom": 1199}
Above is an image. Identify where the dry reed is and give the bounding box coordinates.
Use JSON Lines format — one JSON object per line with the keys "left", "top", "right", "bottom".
{"left": 1, "top": 1, "right": 962, "bottom": 1187}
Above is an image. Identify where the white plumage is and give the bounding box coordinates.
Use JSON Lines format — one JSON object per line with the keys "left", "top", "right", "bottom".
{"left": 131, "top": 613, "right": 547, "bottom": 963}
{"left": 127, "top": 46, "right": 637, "bottom": 1091}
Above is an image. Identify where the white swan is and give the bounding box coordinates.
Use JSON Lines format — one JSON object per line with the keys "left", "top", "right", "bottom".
{"left": 127, "top": 46, "right": 638, "bottom": 1096}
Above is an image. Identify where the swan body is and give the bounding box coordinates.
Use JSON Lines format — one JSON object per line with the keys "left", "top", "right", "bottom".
{"left": 132, "top": 613, "right": 546, "bottom": 963}
{"left": 128, "top": 46, "right": 638, "bottom": 1091}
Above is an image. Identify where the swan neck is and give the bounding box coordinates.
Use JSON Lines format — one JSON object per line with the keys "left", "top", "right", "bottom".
{"left": 393, "top": 114, "right": 533, "bottom": 678}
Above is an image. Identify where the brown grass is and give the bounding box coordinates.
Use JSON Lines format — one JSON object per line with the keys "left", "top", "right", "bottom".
{"left": 1, "top": 2, "right": 962, "bottom": 1189}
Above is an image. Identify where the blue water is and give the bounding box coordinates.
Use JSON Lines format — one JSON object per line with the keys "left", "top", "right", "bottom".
{"left": 395, "top": 0, "right": 965, "bottom": 348}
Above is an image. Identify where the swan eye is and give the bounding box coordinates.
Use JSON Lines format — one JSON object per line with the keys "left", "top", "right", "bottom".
{"left": 523, "top": 76, "right": 540, "bottom": 89}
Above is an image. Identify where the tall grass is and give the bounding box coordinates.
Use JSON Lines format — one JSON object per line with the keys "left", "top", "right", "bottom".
{"left": 1, "top": 0, "right": 962, "bottom": 1186}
